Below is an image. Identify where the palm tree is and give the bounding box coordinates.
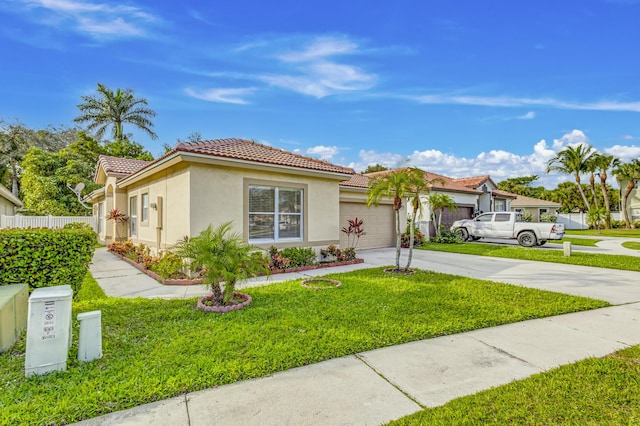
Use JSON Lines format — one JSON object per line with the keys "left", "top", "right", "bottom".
{"left": 613, "top": 159, "right": 640, "bottom": 229}
{"left": 74, "top": 83, "right": 158, "bottom": 142}
{"left": 594, "top": 153, "right": 620, "bottom": 228}
{"left": 428, "top": 192, "right": 457, "bottom": 236}
{"left": 546, "top": 144, "right": 595, "bottom": 211}
{"left": 584, "top": 155, "right": 600, "bottom": 209}
{"left": 367, "top": 167, "right": 425, "bottom": 272}
{"left": 404, "top": 169, "right": 433, "bottom": 270}
{"left": 172, "top": 222, "right": 269, "bottom": 305}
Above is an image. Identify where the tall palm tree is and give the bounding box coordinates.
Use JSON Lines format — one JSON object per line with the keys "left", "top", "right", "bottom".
{"left": 584, "top": 155, "right": 600, "bottom": 209}
{"left": 74, "top": 83, "right": 158, "bottom": 142}
{"left": 405, "top": 169, "right": 435, "bottom": 270}
{"left": 428, "top": 192, "right": 457, "bottom": 236}
{"left": 594, "top": 153, "right": 620, "bottom": 228}
{"left": 367, "top": 167, "right": 425, "bottom": 272}
{"left": 613, "top": 159, "right": 640, "bottom": 229}
{"left": 546, "top": 144, "right": 595, "bottom": 211}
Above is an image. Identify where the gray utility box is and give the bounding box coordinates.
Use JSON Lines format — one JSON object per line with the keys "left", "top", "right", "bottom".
{"left": 25, "top": 285, "right": 73, "bottom": 377}
{"left": 77, "top": 310, "right": 102, "bottom": 362}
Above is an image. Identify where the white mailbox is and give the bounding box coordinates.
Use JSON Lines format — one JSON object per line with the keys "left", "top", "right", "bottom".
{"left": 25, "top": 285, "right": 73, "bottom": 377}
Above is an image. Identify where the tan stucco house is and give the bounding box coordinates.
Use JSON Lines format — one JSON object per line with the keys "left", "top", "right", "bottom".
{"left": 0, "top": 183, "right": 22, "bottom": 216}
{"left": 509, "top": 194, "right": 561, "bottom": 222}
{"left": 452, "top": 175, "right": 516, "bottom": 213}
{"left": 86, "top": 138, "right": 359, "bottom": 253}
{"left": 616, "top": 177, "right": 640, "bottom": 224}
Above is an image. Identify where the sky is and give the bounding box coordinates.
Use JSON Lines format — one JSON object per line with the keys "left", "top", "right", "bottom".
{"left": 1, "top": 0, "right": 640, "bottom": 188}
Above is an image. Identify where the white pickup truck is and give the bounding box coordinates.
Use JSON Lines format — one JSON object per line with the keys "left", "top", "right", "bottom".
{"left": 451, "top": 212, "right": 565, "bottom": 247}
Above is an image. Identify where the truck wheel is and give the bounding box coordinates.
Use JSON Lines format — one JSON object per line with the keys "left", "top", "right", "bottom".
{"left": 518, "top": 231, "right": 537, "bottom": 247}
{"left": 470, "top": 236, "right": 481, "bottom": 241}
{"left": 455, "top": 228, "right": 469, "bottom": 241}
{"left": 538, "top": 240, "right": 547, "bottom": 246}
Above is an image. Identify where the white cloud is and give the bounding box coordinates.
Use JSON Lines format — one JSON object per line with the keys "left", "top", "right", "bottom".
{"left": 604, "top": 145, "right": 640, "bottom": 162}
{"left": 304, "top": 145, "right": 340, "bottom": 161}
{"left": 277, "top": 37, "right": 358, "bottom": 62}
{"left": 13, "top": 0, "right": 159, "bottom": 38}
{"left": 516, "top": 111, "right": 536, "bottom": 120}
{"left": 184, "top": 87, "right": 256, "bottom": 104}
{"left": 622, "top": 135, "right": 635, "bottom": 140}
{"left": 347, "top": 149, "right": 408, "bottom": 172}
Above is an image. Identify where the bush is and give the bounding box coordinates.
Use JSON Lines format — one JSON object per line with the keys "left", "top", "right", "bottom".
{"left": 540, "top": 212, "right": 557, "bottom": 223}
{"left": 432, "top": 229, "right": 463, "bottom": 244}
{"left": 268, "top": 246, "right": 317, "bottom": 270}
{"left": 63, "top": 222, "right": 95, "bottom": 231}
{"left": 319, "top": 244, "right": 356, "bottom": 262}
{"left": 401, "top": 232, "right": 425, "bottom": 248}
{"left": 0, "top": 228, "right": 96, "bottom": 293}
{"left": 149, "top": 253, "right": 185, "bottom": 279}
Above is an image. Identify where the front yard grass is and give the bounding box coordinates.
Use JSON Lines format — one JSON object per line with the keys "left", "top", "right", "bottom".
{"left": 566, "top": 229, "right": 640, "bottom": 238}
{"left": 420, "top": 243, "right": 640, "bottom": 272}
{"left": 0, "top": 268, "right": 608, "bottom": 425}
{"left": 622, "top": 241, "right": 640, "bottom": 251}
{"left": 547, "top": 236, "right": 601, "bottom": 247}
{"left": 389, "top": 344, "right": 640, "bottom": 425}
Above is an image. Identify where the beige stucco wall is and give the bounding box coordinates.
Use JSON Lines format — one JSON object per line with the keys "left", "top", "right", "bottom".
{"left": 189, "top": 163, "right": 342, "bottom": 249}
{"left": 0, "top": 197, "right": 15, "bottom": 216}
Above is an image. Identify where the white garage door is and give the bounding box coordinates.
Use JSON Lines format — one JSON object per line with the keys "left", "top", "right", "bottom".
{"left": 339, "top": 202, "right": 396, "bottom": 250}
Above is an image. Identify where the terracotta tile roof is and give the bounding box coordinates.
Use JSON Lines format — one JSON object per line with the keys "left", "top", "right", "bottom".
{"left": 172, "top": 138, "right": 354, "bottom": 175}
{"left": 492, "top": 189, "right": 518, "bottom": 198}
{"left": 97, "top": 155, "right": 152, "bottom": 176}
{"left": 340, "top": 168, "right": 482, "bottom": 194}
{"left": 452, "top": 175, "right": 495, "bottom": 189}
{"left": 510, "top": 194, "right": 561, "bottom": 208}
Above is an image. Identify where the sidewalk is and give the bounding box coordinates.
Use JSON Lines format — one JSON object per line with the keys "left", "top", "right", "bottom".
{"left": 78, "top": 247, "right": 640, "bottom": 425}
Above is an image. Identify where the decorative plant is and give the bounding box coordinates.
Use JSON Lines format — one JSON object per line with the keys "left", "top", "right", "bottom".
{"left": 341, "top": 217, "right": 365, "bottom": 251}
{"left": 106, "top": 208, "right": 129, "bottom": 241}
{"left": 172, "top": 222, "right": 269, "bottom": 306}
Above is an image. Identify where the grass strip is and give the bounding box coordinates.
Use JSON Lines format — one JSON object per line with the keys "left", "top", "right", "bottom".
{"left": 622, "top": 241, "right": 640, "bottom": 251}
{"left": 547, "top": 237, "right": 601, "bottom": 247}
{"left": 566, "top": 229, "right": 640, "bottom": 238}
{"left": 388, "top": 344, "right": 640, "bottom": 425}
{"left": 75, "top": 272, "right": 108, "bottom": 301}
{"left": 0, "top": 267, "right": 607, "bottom": 425}
{"left": 419, "top": 243, "right": 640, "bottom": 272}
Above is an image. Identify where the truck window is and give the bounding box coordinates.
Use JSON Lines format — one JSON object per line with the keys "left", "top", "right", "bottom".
{"left": 476, "top": 214, "right": 493, "bottom": 222}
{"left": 495, "top": 213, "right": 511, "bottom": 222}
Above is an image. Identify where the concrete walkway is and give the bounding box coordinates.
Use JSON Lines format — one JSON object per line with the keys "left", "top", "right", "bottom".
{"left": 78, "top": 246, "right": 640, "bottom": 425}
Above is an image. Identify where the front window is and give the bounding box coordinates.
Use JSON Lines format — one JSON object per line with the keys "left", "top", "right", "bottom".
{"left": 141, "top": 193, "right": 149, "bottom": 222}
{"left": 129, "top": 196, "right": 138, "bottom": 237}
{"left": 98, "top": 202, "right": 104, "bottom": 234}
{"left": 494, "top": 199, "right": 506, "bottom": 211}
{"left": 249, "top": 185, "right": 302, "bottom": 241}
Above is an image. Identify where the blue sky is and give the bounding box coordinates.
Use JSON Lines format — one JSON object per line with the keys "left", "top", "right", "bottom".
{"left": 2, "top": 0, "right": 639, "bottom": 187}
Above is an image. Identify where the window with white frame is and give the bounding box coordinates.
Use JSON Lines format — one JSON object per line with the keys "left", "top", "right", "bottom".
{"left": 494, "top": 199, "right": 506, "bottom": 211}
{"left": 141, "top": 193, "right": 149, "bottom": 223}
{"left": 129, "top": 196, "right": 138, "bottom": 237}
{"left": 98, "top": 202, "right": 104, "bottom": 234}
{"left": 248, "top": 185, "right": 302, "bottom": 241}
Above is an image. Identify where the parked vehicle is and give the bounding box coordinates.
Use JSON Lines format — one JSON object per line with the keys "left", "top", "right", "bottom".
{"left": 451, "top": 212, "right": 565, "bottom": 247}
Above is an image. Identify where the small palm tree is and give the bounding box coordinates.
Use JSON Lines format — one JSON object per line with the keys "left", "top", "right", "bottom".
{"left": 428, "top": 193, "right": 457, "bottom": 236}
{"left": 546, "top": 144, "right": 595, "bottom": 211}
{"left": 367, "top": 167, "right": 425, "bottom": 272}
{"left": 172, "top": 222, "right": 269, "bottom": 305}
{"left": 74, "top": 83, "right": 158, "bottom": 141}
{"left": 613, "top": 159, "right": 640, "bottom": 229}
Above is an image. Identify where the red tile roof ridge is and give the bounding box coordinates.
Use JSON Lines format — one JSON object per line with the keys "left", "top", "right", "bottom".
{"left": 97, "top": 155, "right": 152, "bottom": 175}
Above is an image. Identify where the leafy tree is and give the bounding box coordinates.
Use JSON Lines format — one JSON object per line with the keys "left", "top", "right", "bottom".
{"left": 497, "top": 175, "right": 545, "bottom": 198}
{"left": 586, "top": 207, "right": 607, "bottom": 233}
{"left": 74, "top": 83, "right": 158, "bottom": 142}
{"left": 363, "top": 164, "right": 388, "bottom": 174}
{"left": 546, "top": 145, "right": 595, "bottom": 211}
{"left": 104, "top": 139, "right": 153, "bottom": 161}
{"left": 367, "top": 167, "right": 425, "bottom": 272}
{"left": 613, "top": 159, "right": 640, "bottom": 228}
{"left": 428, "top": 192, "right": 457, "bottom": 236}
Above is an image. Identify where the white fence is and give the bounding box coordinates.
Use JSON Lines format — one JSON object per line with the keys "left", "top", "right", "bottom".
{"left": 556, "top": 212, "right": 623, "bottom": 230}
{"left": 0, "top": 215, "right": 97, "bottom": 231}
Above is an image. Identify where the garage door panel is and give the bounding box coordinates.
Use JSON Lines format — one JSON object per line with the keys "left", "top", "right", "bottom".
{"left": 340, "top": 202, "right": 395, "bottom": 249}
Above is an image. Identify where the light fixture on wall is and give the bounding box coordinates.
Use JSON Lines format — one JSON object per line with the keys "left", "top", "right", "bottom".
{"left": 150, "top": 202, "right": 158, "bottom": 210}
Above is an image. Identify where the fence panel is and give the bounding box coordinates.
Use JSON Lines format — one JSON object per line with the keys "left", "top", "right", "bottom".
{"left": 0, "top": 215, "right": 97, "bottom": 232}
{"left": 556, "top": 212, "right": 623, "bottom": 230}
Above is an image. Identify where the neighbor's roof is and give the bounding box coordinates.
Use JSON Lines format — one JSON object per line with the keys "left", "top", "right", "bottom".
{"left": 452, "top": 175, "right": 497, "bottom": 189}
{"left": 0, "top": 183, "right": 23, "bottom": 207}
{"left": 96, "top": 155, "right": 152, "bottom": 177}
{"left": 492, "top": 189, "right": 518, "bottom": 199}
{"left": 171, "top": 138, "right": 355, "bottom": 175}
{"left": 510, "top": 194, "right": 561, "bottom": 208}
{"left": 340, "top": 168, "right": 482, "bottom": 194}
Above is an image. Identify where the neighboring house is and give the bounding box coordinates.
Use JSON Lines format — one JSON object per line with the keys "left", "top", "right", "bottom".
{"left": 0, "top": 183, "right": 23, "bottom": 216}
{"left": 508, "top": 194, "right": 561, "bottom": 222}
{"left": 616, "top": 177, "right": 640, "bottom": 223}
{"left": 452, "top": 175, "right": 516, "bottom": 213}
{"left": 85, "top": 138, "right": 357, "bottom": 253}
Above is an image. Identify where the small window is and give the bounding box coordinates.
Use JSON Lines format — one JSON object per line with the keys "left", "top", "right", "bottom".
{"left": 248, "top": 185, "right": 303, "bottom": 241}
{"left": 141, "top": 193, "right": 149, "bottom": 223}
{"left": 494, "top": 199, "right": 506, "bottom": 212}
{"left": 129, "top": 196, "right": 138, "bottom": 237}
{"left": 495, "top": 213, "right": 511, "bottom": 222}
{"left": 98, "top": 202, "right": 104, "bottom": 234}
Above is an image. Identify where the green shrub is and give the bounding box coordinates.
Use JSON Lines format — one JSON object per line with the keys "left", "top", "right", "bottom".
{"left": 432, "top": 229, "right": 463, "bottom": 244}
{"left": 281, "top": 247, "right": 317, "bottom": 267}
{"left": 149, "top": 253, "right": 185, "bottom": 279}
{"left": 0, "top": 228, "right": 96, "bottom": 293}
{"left": 540, "top": 212, "right": 557, "bottom": 222}
{"left": 63, "top": 222, "right": 95, "bottom": 232}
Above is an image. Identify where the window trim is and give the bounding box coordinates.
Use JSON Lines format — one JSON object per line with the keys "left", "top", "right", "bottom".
{"left": 97, "top": 202, "right": 104, "bottom": 234}
{"left": 141, "top": 192, "right": 149, "bottom": 224}
{"left": 244, "top": 179, "right": 308, "bottom": 244}
{"left": 129, "top": 196, "right": 138, "bottom": 237}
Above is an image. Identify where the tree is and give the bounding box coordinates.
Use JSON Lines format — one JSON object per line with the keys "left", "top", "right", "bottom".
{"left": 74, "top": 83, "right": 158, "bottom": 142}
{"left": 546, "top": 144, "right": 595, "bottom": 211}
{"left": 104, "top": 139, "right": 154, "bottom": 161}
{"left": 363, "top": 164, "right": 388, "bottom": 174}
{"left": 497, "top": 175, "right": 545, "bottom": 198}
{"left": 593, "top": 153, "right": 620, "bottom": 228}
{"left": 584, "top": 155, "right": 600, "bottom": 209}
{"left": 428, "top": 193, "right": 457, "bottom": 236}
{"left": 367, "top": 167, "right": 425, "bottom": 272}
{"left": 172, "top": 222, "right": 269, "bottom": 306}
{"left": 404, "top": 169, "right": 433, "bottom": 270}
{"left": 613, "top": 159, "right": 640, "bottom": 228}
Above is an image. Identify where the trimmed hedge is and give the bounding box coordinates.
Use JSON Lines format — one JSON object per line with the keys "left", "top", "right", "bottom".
{"left": 0, "top": 228, "right": 96, "bottom": 293}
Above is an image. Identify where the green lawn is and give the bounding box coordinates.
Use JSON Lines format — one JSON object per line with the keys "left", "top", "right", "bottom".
{"left": 547, "top": 236, "right": 601, "bottom": 247}
{"left": 388, "top": 344, "right": 640, "bottom": 425}
{"left": 419, "top": 243, "right": 640, "bottom": 272}
{"left": 622, "top": 241, "right": 640, "bottom": 251}
{"left": 0, "top": 268, "right": 608, "bottom": 425}
{"left": 566, "top": 229, "right": 640, "bottom": 238}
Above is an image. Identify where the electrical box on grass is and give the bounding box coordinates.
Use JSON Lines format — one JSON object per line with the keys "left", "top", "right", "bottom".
{"left": 25, "top": 285, "right": 73, "bottom": 377}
